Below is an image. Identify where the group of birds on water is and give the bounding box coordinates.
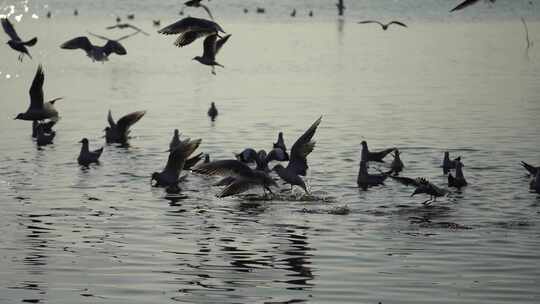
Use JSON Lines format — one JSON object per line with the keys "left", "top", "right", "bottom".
{"left": 3, "top": 0, "right": 539, "bottom": 202}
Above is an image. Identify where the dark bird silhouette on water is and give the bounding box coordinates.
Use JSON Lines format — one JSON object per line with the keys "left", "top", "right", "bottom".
{"left": 243, "top": 8, "right": 249, "bottom": 14}
{"left": 450, "top": 0, "right": 495, "bottom": 12}
{"left": 152, "top": 138, "right": 201, "bottom": 187}
{"left": 442, "top": 151, "right": 460, "bottom": 174}
{"left": 104, "top": 110, "right": 146, "bottom": 145}
{"left": 388, "top": 149, "right": 404, "bottom": 175}
{"left": 448, "top": 160, "right": 467, "bottom": 189}
{"left": 309, "top": 10, "right": 314, "bottom": 17}
{"left": 530, "top": 170, "right": 540, "bottom": 193}
{"left": 35, "top": 123, "right": 55, "bottom": 146}
{"left": 32, "top": 118, "right": 58, "bottom": 138}
{"left": 360, "top": 141, "right": 395, "bottom": 162}
{"left": 169, "top": 129, "right": 181, "bottom": 151}
{"left": 357, "top": 160, "right": 387, "bottom": 190}
{"left": 15, "top": 65, "right": 62, "bottom": 121}
{"left": 193, "top": 34, "right": 231, "bottom": 75}
{"left": 60, "top": 31, "right": 139, "bottom": 62}
{"left": 184, "top": 0, "right": 214, "bottom": 20}
{"left": 158, "top": 17, "right": 225, "bottom": 48}
{"left": 153, "top": 20, "right": 161, "bottom": 27}
{"left": 126, "top": 14, "right": 135, "bottom": 20}
{"left": 290, "top": 9, "right": 296, "bottom": 17}
{"left": 193, "top": 159, "right": 277, "bottom": 198}
{"left": 106, "top": 23, "right": 149, "bottom": 35}
{"left": 1, "top": 18, "right": 38, "bottom": 61}
{"left": 273, "top": 116, "right": 322, "bottom": 193}
{"left": 78, "top": 138, "right": 103, "bottom": 166}
{"left": 235, "top": 148, "right": 258, "bottom": 163}
{"left": 46, "top": 11, "right": 52, "bottom": 18}
{"left": 74, "top": 9, "right": 78, "bottom": 16}
{"left": 256, "top": 8, "right": 266, "bottom": 14}
{"left": 208, "top": 102, "right": 218, "bottom": 121}
{"left": 390, "top": 176, "right": 448, "bottom": 205}
{"left": 358, "top": 20, "right": 407, "bottom": 30}
{"left": 521, "top": 161, "right": 538, "bottom": 176}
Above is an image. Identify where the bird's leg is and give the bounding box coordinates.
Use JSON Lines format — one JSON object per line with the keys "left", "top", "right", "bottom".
{"left": 211, "top": 66, "right": 216, "bottom": 75}
{"left": 18, "top": 53, "right": 23, "bottom": 62}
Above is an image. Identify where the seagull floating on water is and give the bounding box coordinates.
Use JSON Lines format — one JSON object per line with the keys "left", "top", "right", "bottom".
{"left": 448, "top": 160, "right": 467, "bottom": 189}
{"left": 357, "top": 160, "right": 387, "bottom": 190}
{"left": 208, "top": 102, "right": 218, "bottom": 121}
{"left": 290, "top": 9, "right": 296, "bottom": 17}
{"left": 184, "top": 0, "right": 214, "bottom": 20}
{"left": 61, "top": 31, "right": 139, "bottom": 62}
{"left": 106, "top": 23, "right": 149, "bottom": 35}
{"left": 193, "top": 34, "right": 231, "bottom": 75}
{"left": 360, "top": 141, "right": 395, "bottom": 162}
{"left": 152, "top": 138, "right": 201, "bottom": 187}
{"left": 15, "top": 65, "right": 62, "bottom": 122}
{"left": 357, "top": 20, "right": 407, "bottom": 31}
{"left": 78, "top": 138, "right": 103, "bottom": 166}
{"left": 450, "top": 0, "right": 495, "bottom": 12}
{"left": 273, "top": 116, "right": 322, "bottom": 193}
{"left": 158, "top": 17, "right": 225, "bottom": 47}
{"left": 193, "top": 159, "right": 277, "bottom": 198}
{"left": 235, "top": 148, "right": 258, "bottom": 163}
{"left": 1, "top": 18, "right": 38, "bottom": 61}
{"left": 126, "top": 14, "right": 135, "bottom": 20}
{"left": 104, "top": 110, "right": 146, "bottom": 145}
{"left": 388, "top": 149, "right": 404, "bottom": 175}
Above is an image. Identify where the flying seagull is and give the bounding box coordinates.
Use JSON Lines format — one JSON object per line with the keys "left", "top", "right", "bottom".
{"left": 192, "top": 159, "right": 278, "bottom": 198}
{"left": 357, "top": 20, "right": 407, "bottom": 30}
{"left": 390, "top": 176, "right": 448, "bottom": 205}
{"left": 152, "top": 138, "right": 202, "bottom": 187}
{"left": 194, "top": 34, "right": 231, "bottom": 75}
{"left": 273, "top": 116, "right": 322, "bottom": 193}
{"left": 184, "top": 0, "right": 214, "bottom": 20}
{"left": 450, "top": 0, "right": 495, "bottom": 12}
{"left": 104, "top": 110, "right": 146, "bottom": 145}
{"left": 60, "top": 31, "right": 139, "bottom": 62}
{"left": 78, "top": 138, "right": 104, "bottom": 166}
{"left": 15, "top": 65, "right": 62, "bottom": 121}
{"left": 106, "top": 23, "right": 149, "bottom": 36}
{"left": 158, "top": 17, "right": 225, "bottom": 47}
{"left": 448, "top": 159, "right": 467, "bottom": 189}
{"left": 357, "top": 160, "right": 387, "bottom": 190}
{"left": 208, "top": 102, "right": 218, "bottom": 121}
{"left": 360, "top": 141, "right": 395, "bottom": 162}
{"left": 388, "top": 149, "right": 404, "bottom": 175}
{"left": 1, "top": 18, "right": 38, "bottom": 61}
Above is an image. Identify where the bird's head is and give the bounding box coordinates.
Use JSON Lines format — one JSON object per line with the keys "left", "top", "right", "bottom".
{"left": 79, "top": 138, "right": 89, "bottom": 144}
{"left": 150, "top": 172, "right": 160, "bottom": 185}
{"left": 361, "top": 141, "right": 367, "bottom": 147}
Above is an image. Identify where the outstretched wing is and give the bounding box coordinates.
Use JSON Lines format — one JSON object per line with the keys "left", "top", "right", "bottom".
{"left": 192, "top": 159, "right": 254, "bottom": 178}
{"left": 103, "top": 40, "right": 127, "bottom": 55}
{"left": 358, "top": 20, "right": 384, "bottom": 27}
{"left": 1, "top": 18, "right": 21, "bottom": 41}
{"left": 60, "top": 36, "right": 93, "bottom": 52}
{"left": 202, "top": 34, "right": 218, "bottom": 60}
{"left": 215, "top": 34, "right": 231, "bottom": 56}
{"left": 107, "top": 110, "right": 116, "bottom": 128}
{"left": 389, "top": 21, "right": 407, "bottom": 28}
{"left": 287, "top": 116, "right": 322, "bottom": 176}
{"left": 450, "top": 0, "right": 481, "bottom": 12}
{"left": 116, "top": 110, "right": 146, "bottom": 135}
{"left": 389, "top": 175, "right": 421, "bottom": 187}
{"left": 29, "top": 65, "right": 45, "bottom": 110}
{"left": 115, "top": 30, "right": 142, "bottom": 41}
{"left": 216, "top": 177, "right": 258, "bottom": 198}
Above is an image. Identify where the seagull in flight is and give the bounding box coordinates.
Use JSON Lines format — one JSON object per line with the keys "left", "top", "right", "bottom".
{"left": 60, "top": 31, "right": 140, "bottom": 62}
{"left": 193, "top": 34, "right": 231, "bottom": 75}
{"left": 1, "top": 18, "right": 38, "bottom": 61}
{"left": 357, "top": 20, "right": 407, "bottom": 31}
{"left": 15, "top": 65, "right": 62, "bottom": 122}
{"left": 106, "top": 23, "right": 149, "bottom": 36}
{"left": 158, "top": 17, "right": 225, "bottom": 47}
{"left": 450, "top": 0, "right": 495, "bottom": 12}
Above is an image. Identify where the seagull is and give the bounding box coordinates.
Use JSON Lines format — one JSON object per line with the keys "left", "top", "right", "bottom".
{"left": 309, "top": 10, "right": 314, "bottom": 17}
{"left": 15, "top": 65, "right": 62, "bottom": 121}
{"left": 521, "top": 161, "right": 538, "bottom": 176}
{"left": 357, "top": 20, "right": 407, "bottom": 31}
{"left": 450, "top": 0, "right": 495, "bottom": 12}
{"left": 208, "top": 102, "right": 218, "bottom": 121}
{"left": 126, "top": 14, "right": 135, "bottom": 20}
{"left": 78, "top": 138, "right": 104, "bottom": 166}
{"left": 1, "top": 18, "right": 38, "bottom": 61}
{"left": 273, "top": 132, "right": 290, "bottom": 161}
{"left": 388, "top": 149, "right": 404, "bottom": 175}
{"left": 32, "top": 118, "right": 58, "bottom": 138}
{"left": 448, "top": 160, "right": 467, "bottom": 189}
{"left": 255, "top": 150, "right": 270, "bottom": 172}
{"left": 104, "top": 110, "right": 146, "bottom": 145}
{"left": 266, "top": 147, "right": 289, "bottom": 162}
{"left": 530, "top": 170, "right": 540, "bottom": 193}
{"left": 106, "top": 23, "right": 149, "bottom": 36}
{"left": 290, "top": 9, "right": 296, "bottom": 17}
{"left": 442, "top": 151, "right": 460, "bottom": 175}
{"left": 273, "top": 116, "right": 322, "bottom": 193}
{"left": 152, "top": 138, "right": 201, "bottom": 187}
{"left": 243, "top": 8, "right": 249, "bottom": 14}
{"left": 46, "top": 11, "right": 52, "bottom": 18}
{"left": 158, "top": 17, "right": 225, "bottom": 47}
{"left": 60, "top": 31, "right": 139, "bottom": 62}
{"left": 193, "top": 34, "right": 231, "bottom": 75}
{"left": 357, "top": 160, "right": 387, "bottom": 190}
{"left": 390, "top": 176, "right": 448, "bottom": 205}
{"left": 184, "top": 0, "right": 214, "bottom": 20}
{"left": 256, "top": 8, "right": 266, "bottom": 14}
{"left": 360, "top": 141, "right": 395, "bottom": 162}
{"left": 184, "top": 152, "right": 204, "bottom": 170}
{"left": 192, "top": 159, "right": 278, "bottom": 198}
{"left": 169, "top": 129, "right": 182, "bottom": 151}
{"left": 235, "top": 148, "right": 258, "bottom": 163}
{"left": 74, "top": 9, "right": 78, "bottom": 16}
{"left": 35, "top": 123, "right": 55, "bottom": 146}
{"left": 153, "top": 20, "right": 161, "bottom": 27}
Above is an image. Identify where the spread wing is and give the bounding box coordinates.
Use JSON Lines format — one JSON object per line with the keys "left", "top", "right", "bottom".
{"left": 29, "top": 65, "right": 45, "bottom": 110}
{"left": 107, "top": 110, "right": 116, "bottom": 127}
{"left": 389, "top": 21, "right": 407, "bottom": 28}
{"left": 450, "top": 0, "right": 481, "bottom": 12}
{"left": 358, "top": 20, "right": 384, "bottom": 27}
{"left": 216, "top": 177, "right": 258, "bottom": 198}
{"left": 158, "top": 17, "right": 221, "bottom": 35}
{"left": 192, "top": 159, "right": 254, "bottom": 178}
{"left": 389, "top": 175, "right": 421, "bottom": 187}
{"left": 202, "top": 34, "right": 218, "bottom": 60}
{"left": 1, "top": 18, "right": 21, "bottom": 41}
{"left": 287, "top": 116, "right": 322, "bottom": 176}
{"left": 116, "top": 110, "right": 146, "bottom": 135}
{"left": 174, "top": 30, "right": 208, "bottom": 47}
{"left": 215, "top": 34, "right": 231, "bottom": 56}
{"left": 60, "top": 36, "right": 93, "bottom": 52}
{"left": 103, "top": 40, "right": 127, "bottom": 55}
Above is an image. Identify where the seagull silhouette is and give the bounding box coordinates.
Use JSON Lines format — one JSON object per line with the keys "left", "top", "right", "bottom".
{"left": 104, "top": 110, "right": 146, "bottom": 145}
{"left": 78, "top": 138, "right": 104, "bottom": 166}
{"left": 357, "top": 160, "right": 387, "bottom": 190}
{"left": 152, "top": 138, "right": 201, "bottom": 187}
{"left": 106, "top": 23, "right": 149, "bottom": 35}
{"left": 448, "top": 160, "right": 467, "bottom": 189}
{"left": 357, "top": 20, "right": 407, "bottom": 30}
{"left": 15, "top": 65, "right": 62, "bottom": 121}
{"left": 450, "top": 0, "right": 495, "bottom": 12}
{"left": 208, "top": 102, "right": 218, "bottom": 121}
{"left": 60, "top": 31, "right": 139, "bottom": 62}
{"left": 1, "top": 18, "right": 38, "bottom": 61}
{"left": 158, "top": 17, "right": 225, "bottom": 47}
{"left": 193, "top": 34, "right": 231, "bottom": 75}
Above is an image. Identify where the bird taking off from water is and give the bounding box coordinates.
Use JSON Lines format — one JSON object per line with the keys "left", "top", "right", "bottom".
{"left": 60, "top": 31, "right": 139, "bottom": 62}
{"left": 158, "top": 17, "right": 225, "bottom": 47}
{"left": 357, "top": 20, "right": 407, "bottom": 31}
{"left": 360, "top": 141, "right": 395, "bottom": 162}
{"left": 15, "top": 65, "right": 62, "bottom": 121}
{"left": 1, "top": 18, "right": 38, "bottom": 61}
{"left": 450, "top": 0, "right": 495, "bottom": 12}
{"left": 193, "top": 34, "right": 231, "bottom": 75}
{"left": 184, "top": 0, "right": 214, "bottom": 20}
{"left": 104, "top": 110, "right": 146, "bottom": 145}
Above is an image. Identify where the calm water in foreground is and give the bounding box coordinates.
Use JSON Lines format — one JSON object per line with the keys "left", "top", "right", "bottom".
{"left": 1, "top": 1, "right": 540, "bottom": 303}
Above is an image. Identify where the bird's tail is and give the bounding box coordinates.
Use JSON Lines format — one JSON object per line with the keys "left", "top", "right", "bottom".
{"left": 23, "top": 37, "right": 38, "bottom": 46}
{"left": 48, "top": 97, "right": 64, "bottom": 104}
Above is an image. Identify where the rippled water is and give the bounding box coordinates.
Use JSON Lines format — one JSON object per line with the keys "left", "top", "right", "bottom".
{"left": 1, "top": 1, "right": 540, "bottom": 303}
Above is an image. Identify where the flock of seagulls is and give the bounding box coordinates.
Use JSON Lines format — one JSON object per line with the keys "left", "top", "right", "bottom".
{"left": 2, "top": 0, "right": 538, "bottom": 202}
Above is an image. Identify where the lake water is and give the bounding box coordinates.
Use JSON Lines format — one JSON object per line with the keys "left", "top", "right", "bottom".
{"left": 1, "top": 1, "right": 540, "bottom": 303}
